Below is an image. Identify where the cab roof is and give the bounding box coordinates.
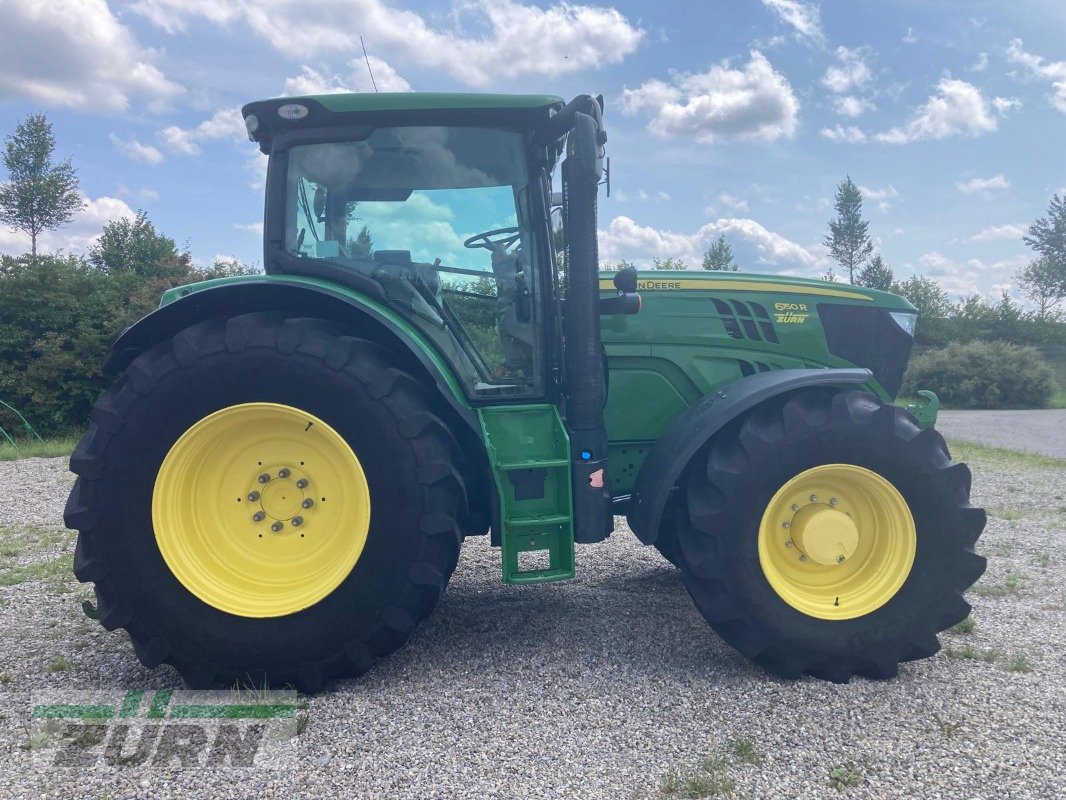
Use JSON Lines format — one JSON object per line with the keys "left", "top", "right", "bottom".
{"left": 241, "top": 92, "right": 566, "bottom": 153}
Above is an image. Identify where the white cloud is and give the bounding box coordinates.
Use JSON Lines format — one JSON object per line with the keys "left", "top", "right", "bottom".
{"left": 284, "top": 56, "right": 411, "bottom": 95}
{"left": 834, "top": 95, "right": 875, "bottom": 117}
{"left": 761, "top": 0, "right": 823, "bottom": 43}
{"left": 1006, "top": 39, "right": 1066, "bottom": 112}
{"left": 0, "top": 0, "right": 182, "bottom": 111}
{"left": 707, "top": 192, "right": 750, "bottom": 213}
{"left": 902, "top": 27, "right": 918, "bottom": 44}
{"left": 110, "top": 134, "right": 164, "bottom": 166}
{"left": 0, "top": 194, "right": 137, "bottom": 256}
{"left": 971, "top": 223, "right": 1026, "bottom": 241}
{"left": 970, "top": 52, "right": 989, "bottom": 72}
{"left": 598, "top": 214, "right": 821, "bottom": 270}
{"left": 822, "top": 47, "right": 872, "bottom": 94}
{"left": 620, "top": 51, "right": 799, "bottom": 143}
{"left": 875, "top": 79, "right": 1007, "bottom": 143}
{"left": 820, "top": 125, "right": 866, "bottom": 143}
{"left": 916, "top": 250, "right": 1029, "bottom": 296}
{"left": 117, "top": 185, "right": 160, "bottom": 202}
{"left": 234, "top": 222, "right": 264, "bottom": 235}
{"left": 858, "top": 184, "right": 900, "bottom": 212}
{"left": 991, "top": 96, "right": 1022, "bottom": 115}
{"left": 131, "top": 0, "right": 643, "bottom": 86}
{"left": 956, "top": 174, "right": 1010, "bottom": 194}
{"left": 158, "top": 108, "right": 246, "bottom": 156}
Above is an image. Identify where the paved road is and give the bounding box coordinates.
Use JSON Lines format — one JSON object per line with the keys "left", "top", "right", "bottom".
{"left": 935, "top": 409, "right": 1066, "bottom": 459}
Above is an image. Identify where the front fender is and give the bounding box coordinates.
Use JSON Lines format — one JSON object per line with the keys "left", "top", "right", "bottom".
{"left": 104, "top": 278, "right": 476, "bottom": 431}
{"left": 626, "top": 368, "right": 873, "bottom": 544}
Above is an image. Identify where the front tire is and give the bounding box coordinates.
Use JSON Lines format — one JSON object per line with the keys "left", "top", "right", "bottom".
{"left": 65, "top": 314, "right": 466, "bottom": 691}
{"left": 674, "top": 388, "right": 986, "bottom": 682}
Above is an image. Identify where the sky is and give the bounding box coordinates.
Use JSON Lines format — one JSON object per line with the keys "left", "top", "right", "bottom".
{"left": 1, "top": 0, "right": 1064, "bottom": 301}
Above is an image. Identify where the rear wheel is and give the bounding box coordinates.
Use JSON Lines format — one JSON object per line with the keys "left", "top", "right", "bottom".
{"left": 65, "top": 313, "right": 466, "bottom": 691}
{"left": 674, "top": 388, "right": 986, "bottom": 682}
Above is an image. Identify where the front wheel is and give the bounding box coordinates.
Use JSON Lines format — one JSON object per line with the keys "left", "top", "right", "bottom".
{"left": 674, "top": 388, "right": 987, "bottom": 682}
{"left": 65, "top": 314, "right": 466, "bottom": 691}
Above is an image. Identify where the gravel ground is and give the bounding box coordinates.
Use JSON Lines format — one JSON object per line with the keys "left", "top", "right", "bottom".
{"left": 0, "top": 447, "right": 1063, "bottom": 799}
{"left": 936, "top": 410, "right": 1066, "bottom": 459}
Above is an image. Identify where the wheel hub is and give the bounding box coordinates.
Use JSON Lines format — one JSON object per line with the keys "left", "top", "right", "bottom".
{"left": 256, "top": 469, "right": 312, "bottom": 525}
{"left": 790, "top": 504, "right": 858, "bottom": 566}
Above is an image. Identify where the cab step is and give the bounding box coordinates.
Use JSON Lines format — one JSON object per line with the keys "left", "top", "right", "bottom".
{"left": 477, "top": 405, "right": 575, "bottom": 584}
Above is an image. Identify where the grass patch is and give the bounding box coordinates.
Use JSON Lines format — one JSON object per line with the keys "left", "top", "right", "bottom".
{"left": 944, "top": 438, "right": 1066, "bottom": 472}
{"left": 729, "top": 736, "right": 762, "bottom": 766}
{"left": 661, "top": 755, "right": 736, "bottom": 798}
{"left": 0, "top": 435, "right": 78, "bottom": 462}
{"left": 1004, "top": 653, "right": 1033, "bottom": 673}
{"left": 827, "top": 764, "right": 863, "bottom": 791}
{"left": 1033, "top": 552, "right": 1052, "bottom": 568}
{"left": 989, "top": 507, "right": 1027, "bottom": 522}
{"left": 945, "top": 644, "right": 1000, "bottom": 662}
{"left": 950, "top": 616, "right": 976, "bottom": 634}
{"left": 0, "top": 552, "right": 75, "bottom": 591}
{"left": 971, "top": 571, "right": 1027, "bottom": 598}
{"left": 46, "top": 655, "right": 71, "bottom": 672}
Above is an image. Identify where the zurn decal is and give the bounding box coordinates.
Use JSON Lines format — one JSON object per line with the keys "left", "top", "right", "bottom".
{"left": 774, "top": 302, "right": 809, "bottom": 324}
{"left": 28, "top": 689, "right": 298, "bottom": 769}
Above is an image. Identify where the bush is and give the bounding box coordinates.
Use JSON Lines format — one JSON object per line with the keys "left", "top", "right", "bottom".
{"left": 902, "top": 341, "right": 1055, "bottom": 409}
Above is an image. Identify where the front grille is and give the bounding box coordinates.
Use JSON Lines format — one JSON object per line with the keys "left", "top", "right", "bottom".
{"left": 817, "top": 304, "right": 913, "bottom": 397}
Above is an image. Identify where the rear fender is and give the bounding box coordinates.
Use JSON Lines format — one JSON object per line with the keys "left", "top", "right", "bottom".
{"left": 626, "top": 368, "right": 873, "bottom": 544}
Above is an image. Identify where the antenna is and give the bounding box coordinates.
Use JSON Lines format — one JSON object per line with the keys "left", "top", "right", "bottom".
{"left": 360, "top": 37, "right": 379, "bottom": 93}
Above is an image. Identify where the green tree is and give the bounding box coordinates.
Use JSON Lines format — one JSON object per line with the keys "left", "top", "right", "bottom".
{"left": 701, "top": 235, "right": 738, "bottom": 270}
{"left": 652, "top": 256, "right": 687, "bottom": 270}
{"left": 348, "top": 225, "right": 374, "bottom": 258}
{"left": 89, "top": 211, "right": 189, "bottom": 279}
{"left": 892, "top": 275, "right": 952, "bottom": 319}
{"left": 1021, "top": 194, "right": 1066, "bottom": 318}
{"left": 855, "top": 252, "right": 894, "bottom": 290}
{"left": 0, "top": 114, "right": 82, "bottom": 260}
{"left": 823, "top": 176, "right": 873, "bottom": 284}
{"left": 1015, "top": 257, "right": 1063, "bottom": 319}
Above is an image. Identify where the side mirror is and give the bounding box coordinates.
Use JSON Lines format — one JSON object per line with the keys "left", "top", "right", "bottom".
{"left": 568, "top": 111, "right": 603, "bottom": 182}
{"left": 613, "top": 266, "right": 638, "bottom": 293}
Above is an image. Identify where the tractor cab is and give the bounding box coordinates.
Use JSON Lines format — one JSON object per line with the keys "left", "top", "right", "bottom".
{"left": 244, "top": 94, "right": 579, "bottom": 401}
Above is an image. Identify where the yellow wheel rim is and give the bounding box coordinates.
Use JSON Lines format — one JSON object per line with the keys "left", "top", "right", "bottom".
{"left": 758, "top": 464, "right": 916, "bottom": 620}
{"left": 153, "top": 402, "right": 371, "bottom": 618}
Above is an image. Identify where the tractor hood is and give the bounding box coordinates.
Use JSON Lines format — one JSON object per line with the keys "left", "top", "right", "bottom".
{"left": 598, "top": 270, "right": 915, "bottom": 311}
{"left": 599, "top": 269, "right": 918, "bottom": 405}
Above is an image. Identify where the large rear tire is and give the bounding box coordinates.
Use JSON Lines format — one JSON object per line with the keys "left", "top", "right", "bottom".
{"left": 674, "top": 388, "right": 986, "bottom": 682}
{"left": 65, "top": 313, "right": 466, "bottom": 691}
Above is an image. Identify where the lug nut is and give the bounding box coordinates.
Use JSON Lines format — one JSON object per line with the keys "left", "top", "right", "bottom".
{"left": 252, "top": 511, "right": 265, "bottom": 522}
{"left": 270, "top": 521, "right": 284, "bottom": 532}
{"left": 836, "top": 555, "right": 846, "bottom": 564}
{"left": 809, "top": 494, "right": 818, "bottom": 503}
{"left": 830, "top": 497, "right": 838, "bottom": 506}
{"left": 296, "top": 478, "right": 308, "bottom": 489}
{"left": 278, "top": 467, "right": 291, "bottom": 479}
{"left": 782, "top": 521, "right": 790, "bottom": 529}
{"left": 258, "top": 473, "right": 271, "bottom": 484}
{"left": 791, "top": 503, "right": 800, "bottom": 512}
{"left": 798, "top": 554, "right": 808, "bottom": 562}
{"left": 785, "top": 540, "right": 794, "bottom": 548}
{"left": 301, "top": 498, "right": 314, "bottom": 509}
{"left": 247, "top": 491, "right": 260, "bottom": 502}
{"left": 291, "top": 516, "right": 303, "bottom": 527}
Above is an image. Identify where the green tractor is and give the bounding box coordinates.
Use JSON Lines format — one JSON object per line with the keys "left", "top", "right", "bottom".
{"left": 65, "top": 93, "right": 986, "bottom": 690}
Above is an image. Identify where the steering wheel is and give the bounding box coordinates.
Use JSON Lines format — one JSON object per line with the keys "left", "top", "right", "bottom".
{"left": 464, "top": 227, "right": 521, "bottom": 252}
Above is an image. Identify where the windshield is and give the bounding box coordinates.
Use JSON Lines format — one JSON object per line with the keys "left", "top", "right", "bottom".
{"left": 283, "top": 126, "right": 541, "bottom": 398}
